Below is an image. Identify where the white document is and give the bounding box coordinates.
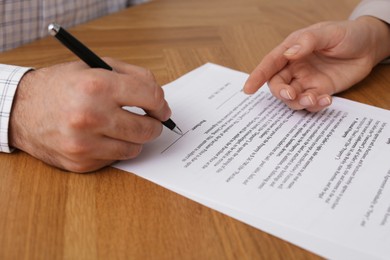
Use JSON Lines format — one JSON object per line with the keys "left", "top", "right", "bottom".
{"left": 115, "top": 64, "right": 390, "bottom": 260}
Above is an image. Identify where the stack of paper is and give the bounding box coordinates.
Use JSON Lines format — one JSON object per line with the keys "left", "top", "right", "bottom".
{"left": 115, "top": 64, "right": 390, "bottom": 259}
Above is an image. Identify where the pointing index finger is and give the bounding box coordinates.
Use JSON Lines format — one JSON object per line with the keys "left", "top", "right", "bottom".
{"left": 244, "top": 44, "right": 289, "bottom": 94}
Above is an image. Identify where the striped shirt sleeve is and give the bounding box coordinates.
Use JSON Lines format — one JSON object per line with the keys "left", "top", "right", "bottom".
{"left": 0, "top": 0, "right": 148, "bottom": 52}
{"left": 0, "top": 64, "right": 32, "bottom": 152}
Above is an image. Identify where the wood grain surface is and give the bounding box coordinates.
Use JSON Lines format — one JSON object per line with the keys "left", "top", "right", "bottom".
{"left": 2, "top": 0, "right": 387, "bottom": 259}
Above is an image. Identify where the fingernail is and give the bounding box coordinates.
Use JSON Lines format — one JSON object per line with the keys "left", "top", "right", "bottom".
{"left": 280, "top": 89, "right": 293, "bottom": 100}
{"left": 318, "top": 96, "right": 331, "bottom": 106}
{"left": 284, "top": 45, "right": 301, "bottom": 56}
{"left": 164, "top": 107, "right": 172, "bottom": 120}
{"left": 299, "top": 95, "right": 314, "bottom": 106}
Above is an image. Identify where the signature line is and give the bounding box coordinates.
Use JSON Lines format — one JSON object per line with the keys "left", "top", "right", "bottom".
{"left": 216, "top": 89, "right": 242, "bottom": 110}
{"left": 161, "top": 130, "right": 190, "bottom": 154}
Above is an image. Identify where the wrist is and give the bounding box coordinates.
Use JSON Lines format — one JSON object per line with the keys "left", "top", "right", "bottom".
{"left": 356, "top": 16, "right": 390, "bottom": 65}
{"left": 9, "top": 69, "right": 36, "bottom": 151}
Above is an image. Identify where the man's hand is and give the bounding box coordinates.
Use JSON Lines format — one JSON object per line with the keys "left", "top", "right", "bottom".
{"left": 9, "top": 58, "right": 172, "bottom": 173}
{"left": 244, "top": 16, "right": 390, "bottom": 112}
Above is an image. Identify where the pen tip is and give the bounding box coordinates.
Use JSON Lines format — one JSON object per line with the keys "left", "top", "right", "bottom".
{"left": 172, "top": 126, "right": 183, "bottom": 135}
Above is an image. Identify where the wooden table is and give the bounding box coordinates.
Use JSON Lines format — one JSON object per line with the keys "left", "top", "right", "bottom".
{"left": 2, "top": 0, "right": 388, "bottom": 259}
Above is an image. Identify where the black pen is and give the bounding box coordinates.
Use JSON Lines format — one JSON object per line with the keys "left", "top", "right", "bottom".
{"left": 48, "top": 23, "right": 182, "bottom": 135}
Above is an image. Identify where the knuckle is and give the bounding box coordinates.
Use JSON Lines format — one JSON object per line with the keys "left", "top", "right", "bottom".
{"left": 102, "top": 56, "right": 114, "bottom": 64}
{"left": 122, "top": 144, "right": 143, "bottom": 160}
{"left": 257, "top": 67, "right": 268, "bottom": 80}
{"left": 130, "top": 119, "right": 161, "bottom": 143}
{"left": 60, "top": 138, "right": 91, "bottom": 157}
{"left": 140, "top": 121, "right": 161, "bottom": 142}
{"left": 66, "top": 110, "right": 102, "bottom": 130}
{"left": 152, "top": 86, "right": 165, "bottom": 109}
{"left": 141, "top": 69, "right": 163, "bottom": 108}
{"left": 78, "top": 75, "right": 107, "bottom": 96}
{"left": 268, "top": 84, "right": 280, "bottom": 98}
{"left": 300, "top": 31, "right": 315, "bottom": 43}
{"left": 142, "top": 68, "right": 156, "bottom": 82}
{"left": 287, "top": 102, "right": 304, "bottom": 111}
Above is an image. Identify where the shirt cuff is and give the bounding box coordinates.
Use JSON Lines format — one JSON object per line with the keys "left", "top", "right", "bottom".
{"left": 0, "top": 64, "right": 32, "bottom": 153}
{"left": 349, "top": 0, "right": 390, "bottom": 24}
{"left": 349, "top": 1, "right": 390, "bottom": 64}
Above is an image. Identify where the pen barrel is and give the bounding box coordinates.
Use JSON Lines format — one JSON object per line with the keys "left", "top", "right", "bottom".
{"left": 54, "top": 27, "right": 112, "bottom": 70}
{"left": 162, "top": 119, "right": 176, "bottom": 130}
